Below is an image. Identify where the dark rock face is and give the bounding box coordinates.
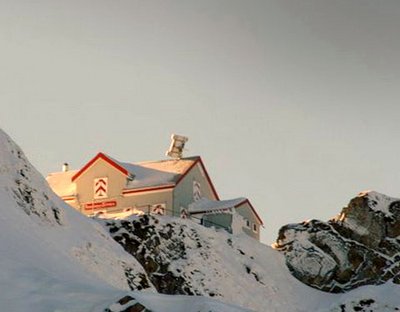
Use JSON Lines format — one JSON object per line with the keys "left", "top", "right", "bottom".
{"left": 274, "top": 191, "right": 400, "bottom": 293}
{"left": 99, "top": 214, "right": 268, "bottom": 311}
{"left": 102, "top": 215, "right": 209, "bottom": 295}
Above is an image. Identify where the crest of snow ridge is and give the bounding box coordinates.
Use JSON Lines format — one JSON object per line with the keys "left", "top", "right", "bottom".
{"left": 0, "top": 129, "right": 154, "bottom": 295}
{"left": 274, "top": 191, "right": 400, "bottom": 293}
{"left": 0, "top": 129, "right": 64, "bottom": 225}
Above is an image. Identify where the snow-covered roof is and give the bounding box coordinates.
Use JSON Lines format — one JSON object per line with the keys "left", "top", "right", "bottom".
{"left": 188, "top": 197, "right": 247, "bottom": 214}
{"left": 46, "top": 170, "right": 78, "bottom": 197}
{"left": 46, "top": 155, "right": 199, "bottom": 195}
{"left": 189, "top": 197, "right": 264, "bottom": 225}
{"left": 117, "top": 157, "right": 198, "bottom": 189}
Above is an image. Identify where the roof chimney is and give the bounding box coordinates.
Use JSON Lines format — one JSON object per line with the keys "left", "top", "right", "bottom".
{"left": 62, "top": 163, "right": 69, "bottom": 172}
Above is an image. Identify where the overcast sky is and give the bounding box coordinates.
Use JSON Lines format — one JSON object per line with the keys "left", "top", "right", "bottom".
{"left": 1, "top": 0, "right": 400, "bottom": 243}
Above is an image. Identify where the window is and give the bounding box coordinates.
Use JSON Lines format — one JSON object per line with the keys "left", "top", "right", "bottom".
{"left": 253, "top": 223, "right": 258, "bottom": 233}
{"left": 180, "top": 207, "right": 189, "bottom": 219}
{"left": 245, "top": 219, "right": 250, "bottom": 228}
{"left": 150, "top": 203, "right": 166, "bottom": 215}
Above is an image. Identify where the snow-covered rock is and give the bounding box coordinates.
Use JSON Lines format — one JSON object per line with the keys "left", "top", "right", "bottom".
{"left": 275, "top": 191, "right": 400, "bottom": 293}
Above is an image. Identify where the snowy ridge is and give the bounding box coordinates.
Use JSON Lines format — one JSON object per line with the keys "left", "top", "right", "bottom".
{"left": 0, "top": 129, "right": 153, "bottom": 310}
{"left": 1, "top": 127, "right": 400, "bottom": 311}
{"left": 0, "top": 130, "right": 65, "bottom": 226}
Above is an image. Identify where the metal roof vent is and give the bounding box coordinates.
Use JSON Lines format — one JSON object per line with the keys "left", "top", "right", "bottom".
{"left": 166, "top": 134, "right": 188, "bottom": 159}
{"left": 62, "top": 163, "right": 69, "bottom": 172}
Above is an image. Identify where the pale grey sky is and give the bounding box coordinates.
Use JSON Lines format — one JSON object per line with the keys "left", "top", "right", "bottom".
{"left": 1, "top": 0, "right": 400, "bottom": 243}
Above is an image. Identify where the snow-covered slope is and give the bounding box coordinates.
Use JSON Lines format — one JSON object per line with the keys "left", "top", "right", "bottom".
{"left": 99, "top": 213, "right": 400, "bottom": 311}
{"left": 1, "top": 127, "right": 400, "bottom": 311}
{"left": 104, "top": 291, "right": 255, "bottom": 312}
{"left": 100, "top": 215, "right": 333, "bottom": 311}
{"left": 0, "top": 129, "right": 153, "bottom": 310}
{"left": 0, "top": 128, "right": 264, "bottom": 311}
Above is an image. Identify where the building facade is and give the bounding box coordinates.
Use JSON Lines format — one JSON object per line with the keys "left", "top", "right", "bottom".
{"left": 46, "top": 152, "right": 263, "bottom": 240}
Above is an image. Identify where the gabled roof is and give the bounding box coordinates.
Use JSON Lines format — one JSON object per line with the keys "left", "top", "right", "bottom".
{"left": 120, "top": 156, "right": 219, "bottom": 198}
{"left": 189, "top": 197, "right": 264, "bottom": 225}
{"left": 241, "top": 198, "right": 264, "bottom": 225}
{"left": 48, "top": 153, "right": 219, "bottom": 199}
{"left": 120, "top": 157, "right": 200, "bottom": 189}
{"left": 71, "top": 153, "right": 128, "bottom": 182}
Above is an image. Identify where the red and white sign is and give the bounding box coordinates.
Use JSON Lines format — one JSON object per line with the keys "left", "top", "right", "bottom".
{"left": 193, "top": 180, "right": 201, "bottom": 201}
{"left": 94, "top": 177, "right": 108, "bottom": 199}
{"left": 84, "top": 200, "right": 117, "bottom": 210}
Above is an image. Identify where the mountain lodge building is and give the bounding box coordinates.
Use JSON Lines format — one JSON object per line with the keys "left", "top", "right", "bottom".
{"left": 46, "top": 152, "right": 263, "bottom": 240}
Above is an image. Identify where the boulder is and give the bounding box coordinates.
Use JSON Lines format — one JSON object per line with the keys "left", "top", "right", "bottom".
{"left": 274, "top": 191, "right": 400, "bottom": 292}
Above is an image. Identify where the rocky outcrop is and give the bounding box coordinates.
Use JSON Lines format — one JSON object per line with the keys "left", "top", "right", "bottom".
{"left": 98, "top": 214, "right": 270, "bottom": 312}
{"left": 274, "top": 191, "right": 400, "bottom": 293}
{"left": 102, "top": 215, "right": 200, "bottom": 295}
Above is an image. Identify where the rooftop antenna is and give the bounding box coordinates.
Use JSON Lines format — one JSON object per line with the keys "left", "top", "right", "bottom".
{"left": 166, "top": 134, "right": 188, "bottom": 159}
